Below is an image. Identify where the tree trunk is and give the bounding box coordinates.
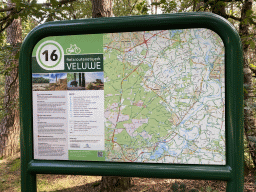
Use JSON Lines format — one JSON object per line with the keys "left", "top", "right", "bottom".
{"left": 91, "top": 0, "right": 131, "bottom": 190}
{"left": 208, "top": 0, "right": 256, "bottom": 167}
{"left": 101, "top": 176, "right": 131, "bottom": 191}
{"left": 239, "top": 0, "right": 256, "bottom": 167}
{"left": 92, "top": 0, "right": 112, "bottom": 18}
{"left": 0, "top": 0, "right": 22, "bottom": 158}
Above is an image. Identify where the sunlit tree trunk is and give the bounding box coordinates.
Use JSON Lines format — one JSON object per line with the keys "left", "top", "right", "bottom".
{"left": 91, "top": 0, "right": 131, "bottom": 190}
{"left": 239, "top": 0, "right": 256, "bottom": 166}
{"left": 210, "top": 0, "right": 256, "bottom": 166}
{"left": 0, "top": 0, "right": 21, "bottom": 158}
{"left": 92, "top": 0, "right": 112, "bottom": 18}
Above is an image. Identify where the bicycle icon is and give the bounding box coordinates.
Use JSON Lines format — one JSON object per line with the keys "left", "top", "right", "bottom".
{"left": 66, "top": 44, "right": 81, "bottom": 54}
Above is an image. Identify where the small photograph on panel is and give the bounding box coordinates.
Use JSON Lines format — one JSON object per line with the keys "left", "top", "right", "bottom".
{"left": 48, "top": 73, "right": 67, "bottom": 91}
{"left": 67, "top": 72, "right": 86, "bottom": 90}
{"left": 32, "top": 74, "right": 50, "bottom": 91}
{"left": 85, "top": 72, "right": 104, "bottom": 90}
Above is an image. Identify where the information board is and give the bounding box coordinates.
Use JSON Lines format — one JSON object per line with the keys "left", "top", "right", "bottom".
{"left": 20, "top": 13, "right": 244, "bottom": 192}
{"left": 32, "top": 29, "right": 225, "bottom": 165}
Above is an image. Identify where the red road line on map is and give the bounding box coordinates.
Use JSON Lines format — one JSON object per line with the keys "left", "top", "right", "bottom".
{"left": 126, "top": 31, "right": 161, "bottom": 52}
{"left": 104, "top": 31, "right": 163, "bottom": 54}
{"left": 152, "top": 133, "right": 178, "bottom": 152}
{"left": 107, "top": 138, "right": 149, "bottom": 162}
{"left": 106, "top": 140, "right": 137, "bottom": 162}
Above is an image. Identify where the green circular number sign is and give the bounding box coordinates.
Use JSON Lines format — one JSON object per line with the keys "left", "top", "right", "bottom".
{"left": 36, "top": 40, "right": 64, "bottom": 70}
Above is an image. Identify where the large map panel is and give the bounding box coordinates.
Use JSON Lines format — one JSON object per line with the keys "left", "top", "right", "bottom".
{"left": 104, "top": 29, "right": 225, "bottom": 165}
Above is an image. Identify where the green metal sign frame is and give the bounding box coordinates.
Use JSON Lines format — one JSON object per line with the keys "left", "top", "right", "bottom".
{"left": 19, "top": 12, "right": 244, "bottom": 191}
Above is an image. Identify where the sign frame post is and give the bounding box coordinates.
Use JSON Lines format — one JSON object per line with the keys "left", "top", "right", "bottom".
{"left": 20, "top": 12, "right": 244, "bottom": 191}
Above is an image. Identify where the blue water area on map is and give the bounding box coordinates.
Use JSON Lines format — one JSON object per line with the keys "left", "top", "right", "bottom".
{"left": 168, "top": 138, "right": 187, "bottom": 157}
{"left": 170, "top": 30, "right": 183, "bottom": 38}
{"left": 180, "top": 126, "right": 199, "bottom": 141}
{"left": 194, "top": 33, "right": 213, "bottom": 69}
{"left": 169, "top": 151, "right": 178, "bottom": 156}
{"left": 163, "top": 68, "right": 175, "bottom": 76}
{"left": 149, "top": 143, "right": 168, "bottom": 160}
{"left": 205, "top": 54, "right": 209, "bottom": 64}
{"left": 180, "top": 104, "right": 203, "bottom": 125}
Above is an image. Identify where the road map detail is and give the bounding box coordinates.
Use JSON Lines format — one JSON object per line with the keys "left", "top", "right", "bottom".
{"left": 104, "top": 29, "right": 225, "bottom": 165}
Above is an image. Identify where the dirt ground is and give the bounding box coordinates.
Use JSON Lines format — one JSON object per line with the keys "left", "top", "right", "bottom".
{"left": 54, "top": 173, "right": 255, "bottom": 192}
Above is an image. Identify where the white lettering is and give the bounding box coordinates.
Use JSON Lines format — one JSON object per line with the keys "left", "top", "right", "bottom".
{"left": 97, "top": 62, "right": 101, "bottom": 69}
{"left": 72, "top": 63, "right": 76, "bottom": 70}
{"left": 66, "top": 63, "right": 74, "bottom": 70}
{"left": 88, "top": 62, "right": 95, "bottom": 69}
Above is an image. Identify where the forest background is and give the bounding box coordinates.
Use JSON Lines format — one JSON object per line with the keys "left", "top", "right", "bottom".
{"left": 0, "top": 0, "right": 256, "bottom": 191}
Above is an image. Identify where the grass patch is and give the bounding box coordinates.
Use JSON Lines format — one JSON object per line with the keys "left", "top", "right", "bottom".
{"left": 0, "top": 155, "right": 21, "bottom": 192}
{"left": 9, "top": 158, "right": 20, "bottom": 172}
{"left": 0, "top": 155, "right": 102, "bottom": 192}
{"left": 37, "top": 175, "right": 101, "bottom": 191}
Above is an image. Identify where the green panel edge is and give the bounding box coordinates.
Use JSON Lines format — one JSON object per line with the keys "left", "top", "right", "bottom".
{"left": 19, "top": 12, "right": 244, "bottom": 192}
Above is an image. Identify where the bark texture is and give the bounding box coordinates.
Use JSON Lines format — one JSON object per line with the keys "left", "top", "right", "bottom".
{"left": 0, "top": 1, "right": 21, "bottom": 158}
{"left": 239, "top": 0, "right": 256, "bottom": 166}
{"left": 208, "top": 0, "right": 256, "bottom": 167}
{"left": 101, "top": 176, "right": 131, "bottom": 191}
{"left": 92, "top": 0, "right": 112, "bottom": 18}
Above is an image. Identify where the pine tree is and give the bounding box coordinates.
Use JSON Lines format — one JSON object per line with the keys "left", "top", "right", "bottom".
{"left": 0, "top": 0, "right": 21, "bottom": 158}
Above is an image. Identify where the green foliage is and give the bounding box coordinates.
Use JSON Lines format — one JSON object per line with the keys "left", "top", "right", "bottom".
{"left": 87, "top": 82, "right": 93, "bottom": 90}
{"left": 206, "top": 186, "right": 213, "bottom": 192}
{"left": 113, "top": 0, "right": 136, "bottom": 16}
{"left": 32, "top": 77, "right": 49, "bottom": 83}
{"left": 1, "top": 0, "right": 92, "bottom": 28}
{"left": 180, "top": 183, "right": 186, "bottom": 192}
{"left": 67, "top": 73, "right": 75, "bottom": 83}
{"left": 22, "top": 17, "right": 38, "bottom": 40}
{"left": 62, "top": 0, "right": 92, "bottom": 20}
{"left": 160, "top": 0, "right": 177, "bottom": 13}
{"left": 244, "top": 135, "right": 255, "bottom": 169}
{"left": 135, "top": 0, "right": 149, "bottom": 15}
{"left": 189, "top": 189, "right": 199, "bottom": 192}
{"left": 170, "top": 182, "right": 187, "bottom": 192}
{"left": 171, "top": 182, "right": 179, "bottom": 192}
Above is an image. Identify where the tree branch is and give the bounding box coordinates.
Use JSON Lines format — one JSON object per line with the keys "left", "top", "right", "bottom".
{"left": 130, "top": 0, "right": 139, "bottom": 15}
{"left": 0, "top": 8, "right": 23, "bottom": 34}
{"left": 0, "top": 7, "right": 15, "bottom": 13}
{"left": 0, "top": 0, "right": 79, "bottom": 33}
{"left": 41, "top": 0, "right": 77, "bottom": 7}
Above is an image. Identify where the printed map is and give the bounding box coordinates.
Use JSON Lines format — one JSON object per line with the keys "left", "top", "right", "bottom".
{"left": 103, "top": 29, "right": 225, "bottom": 165}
